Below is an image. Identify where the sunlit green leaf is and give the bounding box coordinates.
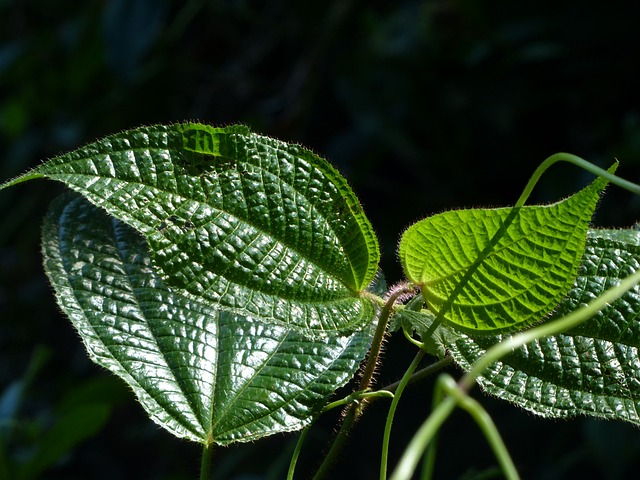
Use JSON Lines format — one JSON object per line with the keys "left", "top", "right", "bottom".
{"left": 450, "top": 228, "right": 640, "bottom": 424}
{"left": 398, "top": 169, "right": 613, "bottom": 333}
{"left": 41, "top": 196, "right": 373, "bottom": 444}
{"left": 2, "top": 123, "right": 380, "bottom": 334}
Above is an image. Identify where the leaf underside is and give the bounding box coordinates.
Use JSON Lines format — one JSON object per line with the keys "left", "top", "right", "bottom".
{"left": 5, "top": 123, "right": 380, "bottom": 334}
{"left": 42, "top": 196, "right": 373, "bottom": 444}
{"left": 399, "top": 169, "right": 613, "bottom": 333}
{"left": 449, "top": 228, "right": 640, "bottom": 424}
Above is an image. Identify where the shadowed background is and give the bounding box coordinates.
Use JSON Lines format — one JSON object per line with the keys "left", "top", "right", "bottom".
{"left": 2, "top": 1, "right": 640, "bottom": 478}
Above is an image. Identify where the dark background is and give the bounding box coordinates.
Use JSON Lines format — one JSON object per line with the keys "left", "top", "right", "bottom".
{"left": 2, "top": 1, "right": 640, "bottom": 479}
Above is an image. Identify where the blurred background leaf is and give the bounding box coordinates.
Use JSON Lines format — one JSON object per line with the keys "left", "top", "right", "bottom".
{"left": 1, "top": 0, "right": 640, "bottom": 478}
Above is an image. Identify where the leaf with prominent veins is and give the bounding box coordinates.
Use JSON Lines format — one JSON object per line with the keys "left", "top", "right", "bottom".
{"left": 41, "top": 195, "right": 373, "bottom": 444}
{"left": 399, "top": 166, "right": 614, "bottom": 333}
{"left": 2, "top": 123, "right": 380, "bottom": 334}
{"left": 450, "top": 228, "right": 640, "bottom": 424}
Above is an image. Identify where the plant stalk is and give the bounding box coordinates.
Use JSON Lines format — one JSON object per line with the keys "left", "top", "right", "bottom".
{"left": 287, "top": 426, "right": 311, "bottom": 480}
{"left": 359, "top": 284, "right": 414, "bottom": 392}
{"left": 380, "top": 349, "right": 425, "bottom": 480}
{"left": 515, "top": 152, "right": 640, "bottom": 208}
{"left": 313, "top": 284, "right": 414, "bottom": 479}
{"left": 200, "top": 442, "right": 214, "bottom": 480}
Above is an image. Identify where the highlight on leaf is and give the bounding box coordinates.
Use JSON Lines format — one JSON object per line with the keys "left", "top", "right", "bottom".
{"left": 0, "top": 123, "right": 381, "bottom": 335}
{"left": 398, "top": 164, "right": 616, "bottom": 334}
{"left": 41, "top": 194, "right": 374, "bottom": 445}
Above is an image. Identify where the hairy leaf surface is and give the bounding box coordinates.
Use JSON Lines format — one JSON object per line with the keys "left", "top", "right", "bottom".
{"left": 450, "top": 228, "right": 640, "bottom": 424}
{"left": 399, "top": 170, "right": 613, "bottom": 333}
{"left": 42, "top": 196, "right": 372, "bottom": 444}
{"left": 3, "top": 123, "right": 380, "bottom": 333}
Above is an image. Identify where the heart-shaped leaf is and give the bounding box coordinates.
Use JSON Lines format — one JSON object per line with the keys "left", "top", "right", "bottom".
{"left": 42, "top": 195, "right": 373, "bottom": 444}
{"left": 3, "top": 123, "right": 380, "bottom": 334}
{"left": 449, "top": 228, "right": 640, "bottom": 424}
{"left": 398, "top": 168, "right": 614, "bottom": 333}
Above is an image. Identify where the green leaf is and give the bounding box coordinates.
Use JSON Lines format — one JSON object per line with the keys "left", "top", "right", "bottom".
{"left": 2, "top": 123, "right": 380, "bottom": 334}
{"left": 41, "top": 195, "right": 373, "bottom": 444}
{"left": 449, "top": 228, "right": 640, "bottom": 424}
{"left": 390, "top": 296, "right": 461, "bottom": 359}
{"left": 398, "top": 168, "right": 614, "bottom": 333}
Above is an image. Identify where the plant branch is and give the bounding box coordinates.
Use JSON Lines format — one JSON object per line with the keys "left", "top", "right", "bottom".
{"left": 287, "top": 425, "right": 311, "bottom": 480}
{"left": 437, "top": 376, "right": 520, "bottom": 480}
{"left": 359, "top": 283, "right": 415, "bottom": 392}
{"left": 313, "top": 283, "right": 415, "bottom": 479}
{"left": 200, "top": 442, "right": 214, "bottom": 480}
{"left": 389, "top": 393, "right": 457, "bottom": 480}
{"left": 515, "top": 152, "right": 640, "bottom": 208}
{"left": 380, "top": 356, "right": 454, "bottom": 394}
{"left": 311, "top": 407, "right": 358, "bottom": 480}
{"left": 380, "top": 349, "right": 426, "bottom": 480}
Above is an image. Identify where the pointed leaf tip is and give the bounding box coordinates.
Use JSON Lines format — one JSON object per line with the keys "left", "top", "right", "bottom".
{"left": 399, "top": 165, "right": 615, "bottom": 333}
{"left": 6, "top": 123, "right": 380, "bottom": 334}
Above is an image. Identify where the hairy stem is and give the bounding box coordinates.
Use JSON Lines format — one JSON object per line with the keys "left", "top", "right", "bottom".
{"left": 311, "top": 407, "right": 358, "bottom": 480}
{"left": 359, "top": 283, "right": 414, "bottom": 392}
{"left": 313, "top": 284, "right": 414, "bottom": 479}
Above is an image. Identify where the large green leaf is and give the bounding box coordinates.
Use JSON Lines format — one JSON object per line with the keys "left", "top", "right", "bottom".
{"left": 398, "top": 169, "right": 613, "bottom": 333}
{"left": 41, "top": 195, "right": 373, "bottom": 444}
{"left": 2, "top": 123, "right": 380, "bottom": 333}
{"left": 449, "top": 228, "right": 640, "bottom": 424}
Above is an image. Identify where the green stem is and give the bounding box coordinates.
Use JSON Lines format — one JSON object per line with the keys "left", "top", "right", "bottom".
{"left": 420, "top": 373, "right": 447, "bottom": 480}
{"left": 390, "top": 394, "right": 457, "bottom": 480}
{"left": 515, "top": 152, "right": 640, "bottom": 208}
{"left": 313, "top": 284, "right": 414, "bottom": 479}
{"left": 391, "top": 268, "right": 640, "bottom": 480}
{"left": 381, "top": 356, "right": 454, "bottom": 394}
{"left": 438, "top": 376, "right": 520, "bottom": 480}
{"left": 323, "top": 390, "right": 394, "bottom": 412}
{"left": 380, "top": 350, "right": 426, "bottom": 480}
{"left": 287, "top": 426, "right": 311, "bottom": 480}
{"left": 200, "top": 442, "right": 214, "bottom": 480}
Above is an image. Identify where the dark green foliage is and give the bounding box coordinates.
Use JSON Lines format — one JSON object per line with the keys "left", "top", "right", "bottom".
{"left": 2, "top": 1, "right": 640, "bottom": 478}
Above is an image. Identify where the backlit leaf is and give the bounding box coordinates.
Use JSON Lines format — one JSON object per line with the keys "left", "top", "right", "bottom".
{"left": 398, "top": 168, "right": 613, "bottom": 333}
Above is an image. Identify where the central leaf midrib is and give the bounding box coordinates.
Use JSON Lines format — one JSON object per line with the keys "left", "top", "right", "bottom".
{"left": 424, "top": 202, "right": 592, "bottom": 314}
{"left": 56, "top": 202, "right": 206, "bottom": 439}
{"left": 104, "top": 216, "right": 212, "bottom": 437}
